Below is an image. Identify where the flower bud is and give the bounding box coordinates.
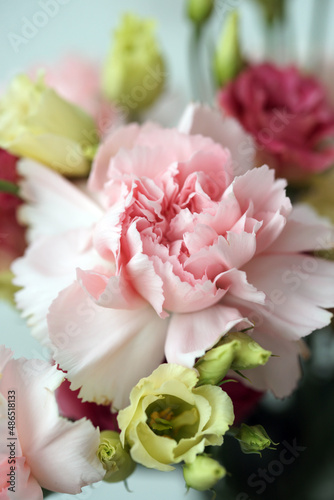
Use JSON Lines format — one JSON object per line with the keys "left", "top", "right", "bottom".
{"left": 187, "top": 0, "right": 214, "bottom": 26}
{"left": 0, "top": 74, "right": 98, "bottom": 177}
{"left": 97, "top": 430, "right": 136, "bottom": 483}
{"left": 233, "top": 424, "right": 277, "bottom": 455}
{"left": 102, "top": 13, "right": 166, "bottom": 113}
{"left": 183, "top": 455, "right": 226, "bottom": 491}
{"left": 220, "top": 331, "right": 271, "bottom": 371}
{"left": 195, "top": 339, "right": 240, "bottom": 385}
{"left": 213, "top": 11, "right": 245, "bottom": 87}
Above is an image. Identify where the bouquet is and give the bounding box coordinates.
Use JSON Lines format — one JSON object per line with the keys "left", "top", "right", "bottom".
{"left": 1, "top": 1, "right": 334, "bottom": 498}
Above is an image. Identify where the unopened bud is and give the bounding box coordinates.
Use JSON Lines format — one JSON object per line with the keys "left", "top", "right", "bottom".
{"left": 220, "top": 331, "right": 271, "bottom": 371}
{"left": 97, "top": 430, "right": 136, "bottom": 483}
{"left": 213, "top": 10, "right": 245, "bottom": 87}
{"left": 233, "top": 424, "right": 277, "bottom": 455}
{"left": 187, "top": 0, "right": 214, "bottom": 26}
{"left": 183, "top": 455, "right": 226, "bottom": 491}
{"left": 195, "top": 340, "right": 240, "bottom": 385}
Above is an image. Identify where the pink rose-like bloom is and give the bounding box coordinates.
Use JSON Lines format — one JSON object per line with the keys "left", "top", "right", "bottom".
{"left": 219, "top": 62, "right": 334, "bottom": 181}
{"left": 0, "top": 346, "right": 104, "bottom": 500}
{"left": 30, "top": 55, "right": 117, "bottom": 136}
{"left": 12, "top": 105, "right": 334, "bottom": 411}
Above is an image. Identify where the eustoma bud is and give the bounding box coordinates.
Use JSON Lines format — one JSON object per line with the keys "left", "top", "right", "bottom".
{"left": 195, "top": 331, "right": 271, "bottom": 385}
{"left": 232, "top": 424, "right": 277, "bottom": 455}
{"left": 187, "top": 0, "right": 214, "bottom": 26}
{"left": 213, "top": 10, "right": 245, "bottom": 87}
{"left": 102, "top": 13, "right": 166, "bottom": 113}
{"left": 97, "top": 430, "right": 136, "bottom": 483}
{"left": 183, "top": 455, "right": 226, "bottom": 491}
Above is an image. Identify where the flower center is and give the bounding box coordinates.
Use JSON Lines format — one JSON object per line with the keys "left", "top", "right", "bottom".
{"left": 146, "top": 395, "right": 199, "bottom": 442}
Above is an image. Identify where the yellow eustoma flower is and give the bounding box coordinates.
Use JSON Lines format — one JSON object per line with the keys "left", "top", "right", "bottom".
{"left": 0, "top": 74, "right": 98, "bottom": 177}
{"left": 117, "top": 363, "right": 234, "bottom": 472}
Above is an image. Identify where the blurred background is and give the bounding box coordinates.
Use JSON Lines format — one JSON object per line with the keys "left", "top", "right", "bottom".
{"left": 1, "top": 1, "right": 334, "bottom": 499}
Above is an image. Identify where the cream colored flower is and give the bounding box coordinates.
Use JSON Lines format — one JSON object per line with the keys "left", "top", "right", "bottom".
{"left": 0, "top": 74, "right": 98, "bottom": 177}
{"left": 117, "top": 364, "right": 234, "bottom": 472}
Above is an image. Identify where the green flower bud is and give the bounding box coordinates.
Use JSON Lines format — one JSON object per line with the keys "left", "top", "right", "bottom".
{"left": 97, "top": 430, "right": 136, "bottom": 483}
{"left": 195, "top": 340, "right": 240, "bottom": 386}
{"left": 187, "top": 0, "right": 214, "bottom": 26}
{"left": 213, "top": 10, "right": 245, "bottom": 87}
{"left": 233, "top": 424, "right": 278, "bottom": 455}
{"left": 183, "top": 455, "right": 226, "bottom": 491}
{"left": 102, "top": 13, "right": 166, "bottom": 114}
{"left": 220, "top": 332, "right": 271, "bottom": 371}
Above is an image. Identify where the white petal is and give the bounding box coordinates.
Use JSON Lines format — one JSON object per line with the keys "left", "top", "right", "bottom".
{"left": 17, "top": 159, "right": 103, "bottom": 243}
{"left": 48, "top": 281, "right": 169, "bottom": 409}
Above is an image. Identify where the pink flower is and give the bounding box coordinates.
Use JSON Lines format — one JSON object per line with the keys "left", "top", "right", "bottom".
{"left": 0, "top": 346, "right": 104, "bottom": 499}
{"left": 56, "top": 379, "right": 119, "bottom": 431}
{"left": 30, "top": 55, "right": 117, "bottom": 136}
{"left": 12, "top": 104, "right": 334, "bottom": 410}
{"left": 219, "top": 63, "right": 334, "bottom": 181}
{"left": 0, "top": 149, "right": 26, "bottom": 271}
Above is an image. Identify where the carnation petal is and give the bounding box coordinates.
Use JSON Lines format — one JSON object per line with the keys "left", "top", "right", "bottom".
{"left": 267, "top": 203, "right": 334, "bottom": 253}
{"left": 12, "top": 228, "right": 108, "bottom": 345}
{"left": 178, "top": 103, "right": 256, "bottom": 176}
{"left": 165, "top": 305, "right": 251, "bottom": 367}
{"left": 0, "top": 357, "right": 104, "bottom": 494}
{"left": 231, "top": 254, "right": 334, "bottom": 341}
{"left": 48, "top": 282, "right": 168, "bottom": 409}
{"left": 18, "top": 159, "right": 103, "bottom": 243}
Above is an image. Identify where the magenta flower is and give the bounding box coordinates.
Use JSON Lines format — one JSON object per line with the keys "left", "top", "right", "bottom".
{"left": 219, "top": 62, "right": 334, "bottom": 181}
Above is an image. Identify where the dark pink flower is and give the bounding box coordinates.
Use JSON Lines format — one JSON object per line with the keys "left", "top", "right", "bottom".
{"left": 219, "top": 62, "right": 334, "bottom": 181}
{"left": 56, "top": 379, "right": 119, "bottom": 431}
{"left": 0, "top": 149, "right": 25, "bottom": 270}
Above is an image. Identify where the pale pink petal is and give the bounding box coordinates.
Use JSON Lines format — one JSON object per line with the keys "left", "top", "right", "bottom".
{"left": 0, "top": 457, "right": 43, "bottom": 500}
{"left": 165, "top": 305, "right": 251, "bottom": 367}
{"left": 18, "top": 159, "right": 103, "bottom": 243}
{"left": 125, "top": 223, "right": 166, "bottom": 316}
{"left": 0, "top": 346, "right": 13, "bottom": 372}
{"left": 12, "top": 229, "right": 109, "bottom": 345}
{"left": 77, "top": 268, "right": 143, "bottom": 309}
{"left": 150, "top": 254, "right": 227, "bottom": 313}
{"left": 89, "top": 123, "right": 157, "bottom": 191}
{"left": 267, "top": 203, "right": 334, "bottom": 253}
{"left": 0, "top": 358, "right": 104, "bottom": 495}
{"left": 231, "top": 165, "right": 291, "bottom": 217}
{"left": 48, "top": 282, "right": 168, "bottom": 409}
{"left": 178, "top": 103, "right": 256, "bottom": 176}
{"left": 229, "top": 254, "right": 334, "bottom": 341}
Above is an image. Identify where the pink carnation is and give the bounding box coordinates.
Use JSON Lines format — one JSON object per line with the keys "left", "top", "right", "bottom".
{"left": 0, "top": 346, "right": 104, "bottom": 499}
{"left": 12, "top": 105, "right": 334, "bottom": 410}
{"left": 219, "top": 63, "right": 334, "bottom": 181}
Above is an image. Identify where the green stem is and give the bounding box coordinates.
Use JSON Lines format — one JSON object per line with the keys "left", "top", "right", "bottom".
{"left": 189, "top": 25, "right": 203, "bottom": 101}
